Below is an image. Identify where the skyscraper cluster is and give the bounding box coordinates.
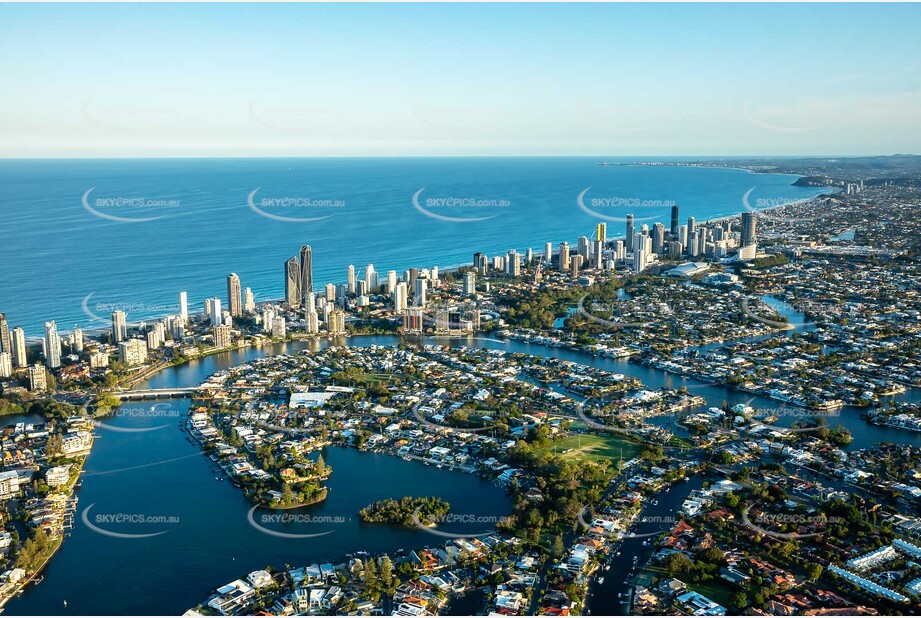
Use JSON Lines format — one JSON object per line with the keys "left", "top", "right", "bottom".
{"left": 619, "top": 205, "right": 757, "bottom": 270}
{"left": 284, "top": 245, "right": 313, "bottom": 306}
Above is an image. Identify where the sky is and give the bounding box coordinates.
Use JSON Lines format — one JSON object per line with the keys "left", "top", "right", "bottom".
{"left": 1, "top": 3, "right": 920, "bottom": 158}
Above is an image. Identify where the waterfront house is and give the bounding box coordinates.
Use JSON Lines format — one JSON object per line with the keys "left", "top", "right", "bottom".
{"left": 675, "top": 589, "right": 727, "bottom": 616}
{"left": 207, "top": 579, "right": 256, "bottom": 615}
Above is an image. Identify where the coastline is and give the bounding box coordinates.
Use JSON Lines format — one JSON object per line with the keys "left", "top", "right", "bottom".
{"left": 697, "top": 190, "right": 836, "bottom": 226}
{"left": 10, "top": 163, "right": 834, "bottom": 339}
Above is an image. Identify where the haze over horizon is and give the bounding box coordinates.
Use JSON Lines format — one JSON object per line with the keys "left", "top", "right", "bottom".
{"left": 2, "top": 3, "right": 920, "bottom": 158}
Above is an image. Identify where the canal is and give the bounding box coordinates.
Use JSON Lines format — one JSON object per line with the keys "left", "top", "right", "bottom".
{"left": 5, "top": 311, "right": 920, "bottom": 614}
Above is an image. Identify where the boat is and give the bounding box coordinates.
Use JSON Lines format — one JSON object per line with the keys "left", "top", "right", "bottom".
{"left": 598, "top": 577, "right": 605, "bottom": 584}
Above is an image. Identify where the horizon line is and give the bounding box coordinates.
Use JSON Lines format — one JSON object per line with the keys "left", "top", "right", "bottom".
{"left": 1, "top": 153, "right": 918, "bottom": 161}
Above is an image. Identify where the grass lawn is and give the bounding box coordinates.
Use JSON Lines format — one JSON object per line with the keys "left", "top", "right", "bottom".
{"left": 536, "top": 433, "right": 643, "bottom": 463}
{"left": 686, "top": 580, "right": 736, "bottom": 609}
{"left": 642, "top": 566, "right": 736, "bottom": 610}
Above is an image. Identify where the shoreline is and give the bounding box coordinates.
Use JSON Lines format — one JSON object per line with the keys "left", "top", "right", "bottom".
{"left": 0, "top": 446, "right": 91, "bottom": 610}
{"left": 12, "top": 166, "right": 833, "bottom": 339}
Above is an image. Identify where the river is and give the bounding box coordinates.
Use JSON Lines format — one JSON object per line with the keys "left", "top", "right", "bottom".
{"left": 3, "top": 339, "right": 512, "bottom": 615}
{"left": 6, "top": 315, "right": 920, "bottom": 614}
{"left": 587, "top": 475, "right": 708, "bottom": 616}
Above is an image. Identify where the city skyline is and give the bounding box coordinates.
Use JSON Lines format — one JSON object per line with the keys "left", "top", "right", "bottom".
{"left": 0, "top": 198, "right": 750, "bottom": 344}
{"left": 2, "top": 3, "right": 921, "bottom": 615}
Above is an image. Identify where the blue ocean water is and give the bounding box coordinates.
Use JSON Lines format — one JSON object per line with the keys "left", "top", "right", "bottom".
{"left": 0, "top": 157, "right": 829, "bottom": 337}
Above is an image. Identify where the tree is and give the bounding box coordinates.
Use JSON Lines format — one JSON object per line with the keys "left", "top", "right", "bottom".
{"left": 379, "top": 555, "right": 393, "bottom": 588}
{"left": 552, "top": 534, "right": 565, "bottom": 558}
{"left": 663, "top": 552, "right": 695, "bottom": 576}
{"left": 731, "top": 592, "right": 747, "bottom": 610}
{"left": 806, "top": 563, "right": 823, "bottom": 582}
{"left": 364, "top": 556, "right": 378, "bottom": 584}
{"left": 15, "top": 532, "right": 54, "bottom": 573}
{"left": 93, "top": 393, "right": 122, "bottom": 415}
{"left": 315, "top": 453, "right": 327, "bottom": 477}
{"left": 45, "top": 432, "right": 64, "bottom": 458}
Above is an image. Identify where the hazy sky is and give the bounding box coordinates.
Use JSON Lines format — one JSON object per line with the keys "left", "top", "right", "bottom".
{"left": 2, "top": 3, "right": 920, "bottom": 157}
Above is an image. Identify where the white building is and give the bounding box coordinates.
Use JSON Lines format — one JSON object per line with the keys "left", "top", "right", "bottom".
{"left": 118, "top": 339, "right": 149, "bottom": 366}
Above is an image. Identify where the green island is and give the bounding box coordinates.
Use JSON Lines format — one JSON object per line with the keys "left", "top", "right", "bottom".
{"left": 359, "top": 496, "right": 451, "bottom": 528}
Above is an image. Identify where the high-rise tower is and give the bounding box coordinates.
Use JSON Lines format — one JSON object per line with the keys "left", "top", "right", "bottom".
{"left": 43, "top": 321, "right": 61, "bottom": 369}
{"left": 0, "top": 313, "right": 10, "bottom": 356}
{"left": 625, "top": 214, "right": 635, "bottom": 253}
{"left": 111, "top": 310, "right": 127, "bottom": 343}
{"left": 298, "top": 245, "right": 313, "bottom": 301}
{"left": 227, "top": 273, "right": 242, "bottom": 317}
{"left": 284, "top": 257, "right": 300, "bottom": 306}
{"left": 741, "top": 212, "right": 757, "bottom": 247}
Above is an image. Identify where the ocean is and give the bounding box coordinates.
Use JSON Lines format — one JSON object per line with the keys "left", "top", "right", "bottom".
{"left": 0, "top": 157, "right": 830, "bottom": 337}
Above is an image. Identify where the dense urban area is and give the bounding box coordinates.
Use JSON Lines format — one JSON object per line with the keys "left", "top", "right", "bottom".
{"left": 2, "top": 156, "right": 921, "bottom": 616}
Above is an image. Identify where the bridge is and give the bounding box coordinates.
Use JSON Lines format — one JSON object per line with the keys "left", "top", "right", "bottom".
{"left": 114, "top": 387, "right": 199, "bottom": 401}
